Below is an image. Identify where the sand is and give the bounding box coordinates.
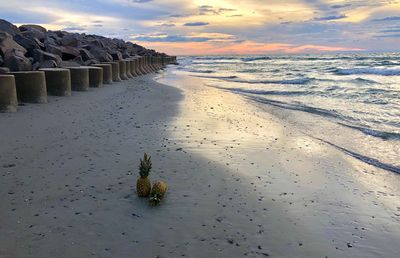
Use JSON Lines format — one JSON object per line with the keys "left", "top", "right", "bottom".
{"left": 1, "top": 70, "right": 400, "bottom": 258}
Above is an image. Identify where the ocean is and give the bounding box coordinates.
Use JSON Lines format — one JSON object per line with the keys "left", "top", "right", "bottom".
{"left": 174, "top": 53, "right": 400, "bottom": 174}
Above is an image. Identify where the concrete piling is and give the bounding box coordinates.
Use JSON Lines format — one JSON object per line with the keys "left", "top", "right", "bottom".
{"left": 83, "top": 66, "right": 103, "bottom": 88}
{"left": 103, "top": 62, "right": 121, "bottom": 82}
{"left": 9, "top": 71, "right": 47, "bottom": 103}
{"left": 128, "top": 59, "right": 138, "bottom": 77}
{"left": 137, "top": 57, "right": 145, "bottom": 75}
{"left": 146, "top": 56, "right": 154, "bottom": 72}
{"left": 142, "top": 56, "right": 151, "bottom": 74}
{"left": 117, "top": 60, "right": 128, "bottom": 80}
{"left": 0, "top": 74, "right": 18, "bottom": 112}
{"left": 125, "top": 60, "right": 133, "bottom": 79}
{"left": 92, "top": 64, "right": 113, "bottom": 84}
{"left": 134, "top": 58, "right": 143, "bottom": 76}
{"left": 67, "top": 67, "right": 90, "bottom": 91}
{"left": 39, "top": 68, "right": 71, "bottom": 97}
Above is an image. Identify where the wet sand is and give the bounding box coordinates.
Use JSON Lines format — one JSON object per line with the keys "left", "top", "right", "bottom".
{"left": 1, "top": 71, "right": 400, "bottom": 258}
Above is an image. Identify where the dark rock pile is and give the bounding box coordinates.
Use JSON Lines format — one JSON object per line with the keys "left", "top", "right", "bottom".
{"left": 0, "top": 19, "right": 170, "bottom": 72}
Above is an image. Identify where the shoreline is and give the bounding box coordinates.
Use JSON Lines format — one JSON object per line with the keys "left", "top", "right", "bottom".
{"left": 1, "top": 70, "right": 400, "bottom": 257}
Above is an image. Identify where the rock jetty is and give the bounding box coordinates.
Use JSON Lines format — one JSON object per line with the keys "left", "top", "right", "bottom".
{"left": 0, "top": 19, "right": 177, "bottom": 113}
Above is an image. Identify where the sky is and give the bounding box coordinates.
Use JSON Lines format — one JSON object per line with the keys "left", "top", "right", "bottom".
{"left": 0, "top": 0, "right": 400, "bottom": 55}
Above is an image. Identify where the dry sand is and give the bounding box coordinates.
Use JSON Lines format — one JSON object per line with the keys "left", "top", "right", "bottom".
{"left": 1, "top": 71, "right": 400, "bottom": 258}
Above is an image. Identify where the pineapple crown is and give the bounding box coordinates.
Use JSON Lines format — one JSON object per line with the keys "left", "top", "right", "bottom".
{"left": 139, "top": 153, "right": 152, "bottom": 178}
{"left": 149, "top": 193, "right": 162, "bottom": 206}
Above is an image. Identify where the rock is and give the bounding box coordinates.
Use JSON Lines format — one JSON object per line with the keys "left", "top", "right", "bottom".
{"left": 0, "top": 55, "right": 3, "bottom": 66}
{"left": 20, "top": 31, "right": 45, "bottom": 49}
{"left": 0, "top": 19, "right": 21, "bottom": 36}
{"left": 60, "top": 61, "right": 80, "bottom": 67}
{"left": 0, "top": 32, "right": 27, "bottom": 56}
{"left": 60, "top": 34, "right": 78, "bottom": 47}
{"left": 0, "top": 67, "right": 10, "bottom": 74}
{"left": 122, "top": 50, "right": 131, "bottom": 59}
{"left": 84, "top": 59, "right": 99, "bottom": 66}
{"left": 44, "top": 33, "right": 59, "bottom": 46}
{"left": 19, "top": 26, "right": 46, "bottom": 41}
{"left": 19, "top": 24, "right": 47, "bottom": 34}
{"left": 3, "top": 49, "right": 32, "bottom": 71}
{"left": 87, "top": 46, "right": 113, "bottom": 62}
{"left": 79, "top": 48, "right": 95, "bottom": 61}
{"left": 87, "top": 39, "right": 105, "bottom": 48}
{"left": 0, "top": 19, "right": 173, "bottom": 72}
{"left": 33, "top": 49, "right": 62, "bottom": 66}
{"left": 38, "top": 60, "right": 58, "bottom": 69}
{"left": 13, "top": 34, "right": 41, "bottom": 56}
{"left": 73, "top": 55, "right": 84, "bottom": 65}
{"left": 45, "top": 44, "right": 63, "bottom": 56}
{"left": 60, "top": 46, "right": 80, "bottom": 60}
{"left": 110, "top": 51, "right": 123, "bottom": 61}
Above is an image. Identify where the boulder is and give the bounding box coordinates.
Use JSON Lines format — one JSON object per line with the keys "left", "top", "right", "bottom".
{"left": 32, "top": 60, "right": 58, "bottom": 70}
{"left": 19, "top": 24, "right": 47, "bottom": 34}
{"left": 19, "top": 26, "right": 46, "bottom": 41}
{"left": 44, "top": 33, "right": 59, "bottom": 46}
{"left": 0, "top": 19, "right": 21, "bottom": 36}
{"left": 3, "top": 49, "right": 32, "bottom": 71}
{"left": 60, "top": 34, "right": 78, "bottom": 47}
{"left": 110, "top": 51, "right": 123, "bottom": 61}
{"left": 0, "top": 67, "right": 10, "bottom": 74}
{"left": 60, "top": 61, "right": 81, "bottom": 67}
{"left": 33, "top": 49, "right": 62, "bottom": 66}
{"left": 79, "top": 48, "right": 95, "bottom": 61}
{"left": 122, "top": 50, "right": 131, "bottom": 59}
{"left": 60, "top": 46, "right": 80, "bottom": 60}
{"left": 87, "top": 46, "right": 113, "bottom": 62}
{"left": 0, "top": 32, "right": 27, "bottom": 56}
{"left": 55, "top": 30, "right": 69, "bottom": 38}
{"left": 45, "top": 44, "right": 63, "bottom": 56}
{"left": 87, "top": 39, "right": 105, "bottom": 48}
{"left": 32, "top": 37, "right": 45, "bottom": 49}
{"left": 13, "top": 34, "right": 41, "bottom": 56}
{"left": 73, "top": 55, "right": 84, "bottom": 65}
{"left": 84, "top": 59, "right": 99, "bottom": 66}
{"left": 18, "top": 31, "right": 45, "bottom": 49}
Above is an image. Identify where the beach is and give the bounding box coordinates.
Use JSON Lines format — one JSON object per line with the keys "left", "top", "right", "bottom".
{"left": 1, "top": 70, "right": 400, "bottom": 258}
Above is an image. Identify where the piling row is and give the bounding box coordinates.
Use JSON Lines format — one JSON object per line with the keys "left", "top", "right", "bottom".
{"left": 0, "top": 55, "right": 177, "bottom": 113}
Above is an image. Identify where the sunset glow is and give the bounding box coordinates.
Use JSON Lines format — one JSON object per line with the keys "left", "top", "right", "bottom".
{"left": 1, "top": 0, "right": 400, "bottom": 55}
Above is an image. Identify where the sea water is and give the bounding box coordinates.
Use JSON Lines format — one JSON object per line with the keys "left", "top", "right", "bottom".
{"left": 174, "top": 53, "right": 400, "bottom": 174}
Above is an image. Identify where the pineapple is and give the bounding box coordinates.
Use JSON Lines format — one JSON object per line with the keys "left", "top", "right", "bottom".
{"left": 136, "top": 153, "right": 152, "bottom": 197}
{"left": 149, "top": 181, "right": 168, "bottom": 206}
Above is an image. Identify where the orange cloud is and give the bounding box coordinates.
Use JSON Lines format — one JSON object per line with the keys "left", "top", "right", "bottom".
{"left": 134, "top": 40, "right": 363, "bottom": 55}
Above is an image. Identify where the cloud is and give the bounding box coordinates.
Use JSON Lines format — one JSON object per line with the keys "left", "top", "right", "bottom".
{"left": 314, "top": 14, "right": 347, "bottom": 21}
{"left": 331, "top": 4, "right": 352, "bottom": 9}
{"left": 372, "top": 16, "right": 400, "bottom": 22}
{"left": 132, "top": 32, "right": 238, "bottom": 43}
{"left": 375, "top": 34, "right": 400, "bottom": 38}
{"left": 381, "top": 29, "right": 400, "bottom": 33}
{"left": 0, "top": 0, "right": 398, "bottom": 54}
{"left": 136, "top": 40, "right": 363, "bottom": 55}
{"left": 198, "top": 5, "right": 236, "bottom": 15}
{"left": 159, "top": 23, "right": 176, "bottom": 27}
{"left": 132, "top": 0, "right": 153, "bottom": 2}
{"left": 169, "top": 14, "right": 185, "bottom": 18}
{"left": 183, "top": 22, "right": 209, "bottom": 26}
{"left": 132, "top": 34, "right": 211, "bottom": 42}
{"left": 63, "top": 26, "right": 86, "bottom": 31}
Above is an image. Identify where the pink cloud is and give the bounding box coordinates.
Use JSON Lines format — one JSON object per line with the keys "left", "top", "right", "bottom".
{"left": 135, "top": 40, "right": 363, "bottom": 55}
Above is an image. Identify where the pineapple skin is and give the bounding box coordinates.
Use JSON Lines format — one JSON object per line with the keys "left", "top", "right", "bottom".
{"left": 149, "top": 181, "right": 167, "bottom": 206}
{"left": 136, "top": 177, "right": 151, "bottom": 197}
